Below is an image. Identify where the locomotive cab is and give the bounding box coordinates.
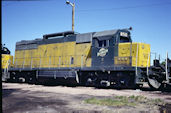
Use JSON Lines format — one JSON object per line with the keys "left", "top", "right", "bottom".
{"left": 90, "top": 29, "right": 151, "bottom": 88}
{"left": 91, "top": 30, "right": 132, "bottom": 67}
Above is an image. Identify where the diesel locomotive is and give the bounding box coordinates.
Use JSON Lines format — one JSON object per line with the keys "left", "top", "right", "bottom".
{"left": 2, "top": 28, "right": 171, "bottom": 89}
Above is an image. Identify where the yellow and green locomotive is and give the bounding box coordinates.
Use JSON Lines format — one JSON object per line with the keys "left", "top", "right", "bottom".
{"left": 6, "top": 28, "right": 171, "bottom": 89}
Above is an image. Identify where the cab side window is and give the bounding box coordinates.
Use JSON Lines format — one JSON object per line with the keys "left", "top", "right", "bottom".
{"left": 98, "top": 40, "right": 109, "bottom": 47}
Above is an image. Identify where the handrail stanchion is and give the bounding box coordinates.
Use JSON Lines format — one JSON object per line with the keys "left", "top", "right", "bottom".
{"left": 147, "top": 53, "right": 150, "bottom": 76}
{"left": 166, "top": 52, "right": 169, "bottom": 83}
{"left": 135, "top": 43, "right": 139, "bottom": 76}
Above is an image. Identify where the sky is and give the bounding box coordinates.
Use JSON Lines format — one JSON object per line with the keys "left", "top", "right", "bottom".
{"left": 2, "top": 0, "right": 171, "bottom": 62}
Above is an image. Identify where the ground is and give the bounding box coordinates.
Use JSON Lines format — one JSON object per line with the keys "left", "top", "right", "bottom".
{"left": 2, "top": 83, "right": 171, "bottom": 113}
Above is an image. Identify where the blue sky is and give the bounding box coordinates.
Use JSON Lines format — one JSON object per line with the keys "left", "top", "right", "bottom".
{"left": 2, "top": 0, "right": 171, "bottom": 61}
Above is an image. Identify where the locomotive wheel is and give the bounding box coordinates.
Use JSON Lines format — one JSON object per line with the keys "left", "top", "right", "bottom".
{"left": 85, "top": 76, "right": 97, "bottom": 87}
{"left": 85, "top": 77, "right": 93, "bottom": 86}
{"left": 147, "top": 77, "right": 162, "bottom": 90}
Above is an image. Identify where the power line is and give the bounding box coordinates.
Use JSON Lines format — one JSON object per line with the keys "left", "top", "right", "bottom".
{"left": 2, "top": 0, "right": 47, "bottom": 7}
{"left": 2, "top": 0, "right": 44, "bottom": 2}
{"left": 76, "top": 2, "right": 171, "bottom": 12}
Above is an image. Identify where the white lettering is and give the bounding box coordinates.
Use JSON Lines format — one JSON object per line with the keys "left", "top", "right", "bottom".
{"left": 120, "top": 32, "right": 128, "bottom": 37}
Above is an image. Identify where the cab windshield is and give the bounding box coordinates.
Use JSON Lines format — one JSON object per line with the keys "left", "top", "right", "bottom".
{"left": 120, "top": 36, "right": 130, "bottom": 43}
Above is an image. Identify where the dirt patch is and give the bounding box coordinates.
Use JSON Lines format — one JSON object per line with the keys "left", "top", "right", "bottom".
{"left": 2, "top": 83, "right": 171, "bottom": 113}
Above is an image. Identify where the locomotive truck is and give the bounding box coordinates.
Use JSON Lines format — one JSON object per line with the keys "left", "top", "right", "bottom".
{"left": 2, "top": 28, "right": 171, "bottom": 90}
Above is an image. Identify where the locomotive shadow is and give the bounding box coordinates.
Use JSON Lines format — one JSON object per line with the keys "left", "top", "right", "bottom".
{"left": 2, "top": 88, "right": 69, "bottom": 113}
{"left": 2, "top": 88, "right": 20, "bottom": 98}
{"left": 36, "top": 78, "right": 78, "bottom": 87}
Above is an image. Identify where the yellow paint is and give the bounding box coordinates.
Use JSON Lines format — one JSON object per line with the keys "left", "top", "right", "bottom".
{"left": 14, "top": 40, "right": 150, "bottom": 68}
{"left": 114, "top": 57, "right": 130, "bottom": 66}
{"left": 118, "top": 43, "right": 131, "bottom": 57}
{"left": 116, "top": 42, "right": 150, "bottom": 67}
{"left": 14, "top": 41, "right": 92, "bottom": 68}
{"left": 1, "top": 54, "right": 13, "bottom": 69}
{"left": 75, "top": 43, "right": 91, "bottom": 67}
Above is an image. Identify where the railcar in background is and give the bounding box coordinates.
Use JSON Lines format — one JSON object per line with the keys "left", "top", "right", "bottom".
{"left": 1, "top": 44, "right": 13, "bottom": 81}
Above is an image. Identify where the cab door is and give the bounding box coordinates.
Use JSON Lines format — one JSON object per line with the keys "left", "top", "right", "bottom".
{"left": 92, "top": 37, "right": 114, "bottom": 67}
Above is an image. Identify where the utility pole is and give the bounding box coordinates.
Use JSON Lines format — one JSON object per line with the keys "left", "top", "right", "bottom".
{"left": 66, "top": 1, "right": 75, "bottom": 31}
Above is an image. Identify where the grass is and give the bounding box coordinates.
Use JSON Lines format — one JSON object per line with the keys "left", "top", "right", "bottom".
{"left": 85, "top": 98, "right": 136, "bottom": 106}
{"left": 84, "top": 95, "right": 164, "bottom": 107}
